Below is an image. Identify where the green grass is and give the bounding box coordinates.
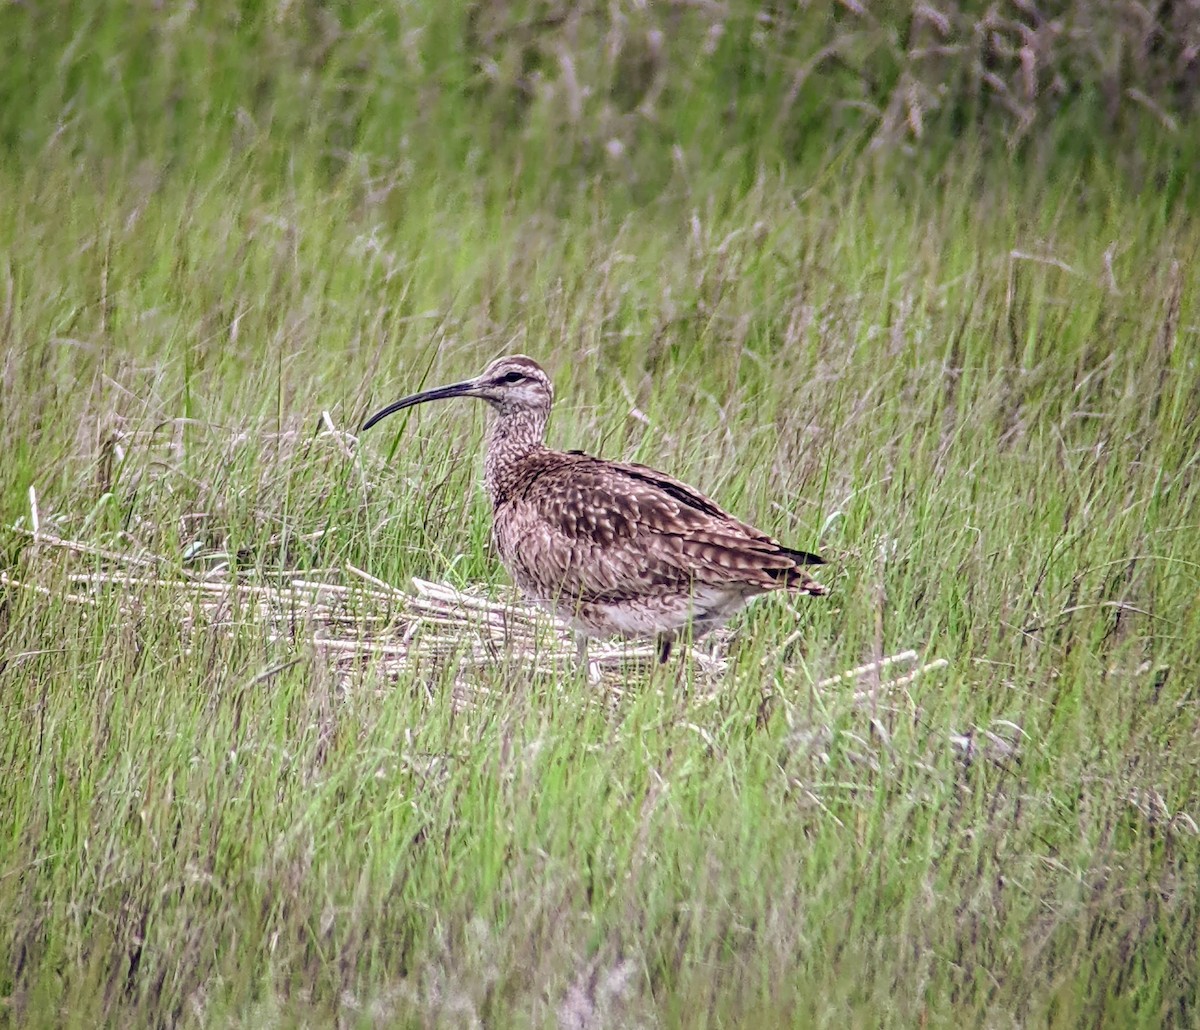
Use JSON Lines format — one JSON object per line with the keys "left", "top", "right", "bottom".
{"left": 3, "top": 2, "right": 1200, "bottom": 1026}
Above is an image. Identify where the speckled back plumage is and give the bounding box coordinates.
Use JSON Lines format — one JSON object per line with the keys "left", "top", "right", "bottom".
{"left": 362, "top": 354, "right": 828, "bottom": 661}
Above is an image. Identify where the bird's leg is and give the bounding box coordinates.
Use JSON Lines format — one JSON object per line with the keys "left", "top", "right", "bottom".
{"left": 655, "top": 633, "right": 674, "bottom": 664}
{"left": 576, "top": 632, "right": 602, "bottom": 684}
{"left": 649, "top": 631, "right": 691, "bottom": 699}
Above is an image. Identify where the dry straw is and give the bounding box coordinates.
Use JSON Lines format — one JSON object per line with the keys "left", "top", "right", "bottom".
{"left": 5, "top": 517, "right": 945, "bottom": 705}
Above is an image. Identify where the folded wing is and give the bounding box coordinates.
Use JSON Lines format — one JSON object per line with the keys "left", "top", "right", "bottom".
{"left": 495, "top": 453, "right": 826, "bottom": 604}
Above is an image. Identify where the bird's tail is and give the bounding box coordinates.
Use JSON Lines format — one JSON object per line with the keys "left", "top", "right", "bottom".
{"left": 779, "top": 545, "right": 825, "bottom": 566}
{"left": 777, "top": 546, "right": 828, "bottom": 595}
{"left": 785, "top": 568, "right": 828, "bottom": 595}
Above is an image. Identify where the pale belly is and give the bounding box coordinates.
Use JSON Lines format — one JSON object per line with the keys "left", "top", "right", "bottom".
{"left": 520, "top": 577, "right": 760, "bottom": 643}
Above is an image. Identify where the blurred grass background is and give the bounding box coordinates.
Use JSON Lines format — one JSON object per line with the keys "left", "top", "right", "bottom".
{"left": 1, "top": 1, "right": 1198, "bottom": 1026}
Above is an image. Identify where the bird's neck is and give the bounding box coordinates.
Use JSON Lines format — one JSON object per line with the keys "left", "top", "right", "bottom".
{"left": 483, "top": 407, "right": 547, "bottom": 505}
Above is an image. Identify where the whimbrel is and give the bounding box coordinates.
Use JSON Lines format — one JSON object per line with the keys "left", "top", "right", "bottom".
{"left": 361, "top": 355, "right": 828, "bottom": 663}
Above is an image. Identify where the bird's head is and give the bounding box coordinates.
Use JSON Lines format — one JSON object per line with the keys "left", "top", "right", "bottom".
{"left": 361, "top": 354, "right": 553, "bottom": 431}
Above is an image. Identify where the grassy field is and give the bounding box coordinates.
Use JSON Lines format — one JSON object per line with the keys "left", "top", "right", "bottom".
{"left": 3, "top": 2, "right": 1200, "bottom": 1026}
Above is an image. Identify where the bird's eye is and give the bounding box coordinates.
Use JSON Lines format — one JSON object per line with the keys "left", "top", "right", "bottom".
{"left": 500, "top": 371, "right": 525, "bottom": 384}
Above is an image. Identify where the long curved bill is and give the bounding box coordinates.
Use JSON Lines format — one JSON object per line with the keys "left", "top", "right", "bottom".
{"left": 360, "top": 379, "right": 480, "bottom": 432}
